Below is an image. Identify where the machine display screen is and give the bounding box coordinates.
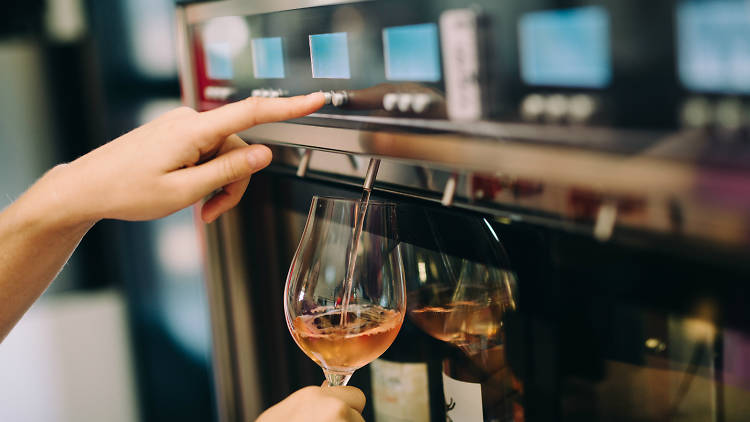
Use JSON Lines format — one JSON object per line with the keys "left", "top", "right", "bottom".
{"left": 309, "top": 32, "right": 351, "bottom": 79}
{"left": 677, "top": 0, "right": 750, "bottom": 94}
{"left": 519, "top": 6, "right": 612, "bottom": 88}
{"left": 252, "top": 37, "right": 285, "bottom": 79}
{"left": 383, "top": 23, "right": 442, "bottom": 82}
{"left": 205, "top": 42, "right": 233, "bottom": 80}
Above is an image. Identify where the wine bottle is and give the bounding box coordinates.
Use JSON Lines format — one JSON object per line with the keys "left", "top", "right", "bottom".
{"left": 410, "top": 262, "right": 524, "bottom": 422}
{"left": 370, "top": 317, "right": 446, "bottom": 422}
{"left": 442, "top": 345, "right": 523, "bottom": 422}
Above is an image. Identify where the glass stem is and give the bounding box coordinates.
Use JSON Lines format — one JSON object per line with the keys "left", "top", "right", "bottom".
{"left": 323, "top": 369, "right": 353, "bottom": 387}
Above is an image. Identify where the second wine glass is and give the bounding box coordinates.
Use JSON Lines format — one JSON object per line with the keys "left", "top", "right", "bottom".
{"left": 284, "top": 196, "right": 405, "bottom": 387}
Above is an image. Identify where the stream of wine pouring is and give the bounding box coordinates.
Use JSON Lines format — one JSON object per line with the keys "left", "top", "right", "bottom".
{"left": 340, "top": 158, "right": 381, "bottom": 327}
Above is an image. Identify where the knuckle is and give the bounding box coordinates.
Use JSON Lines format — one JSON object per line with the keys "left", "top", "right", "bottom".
{"left": 297, "top": 386, "right": 320, "bottom": 400}
{"left": 167, "top": 178, "right": 195, "bottom": 203}
{"left": 190, "top": 113, "right": 211, "bottom": 134}
{"left": 335, "top": 405, "right": 350, "bottom": 418}
{"left": 325, "top": 399, "right": 349, "bottom": 417}
{"left": 221, "top": 156, "right": 244, "bottom": 181}
{"left": 241, "top": 97, "right": 260, "bottom": 125}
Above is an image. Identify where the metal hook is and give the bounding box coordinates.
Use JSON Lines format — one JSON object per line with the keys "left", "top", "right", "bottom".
{"left": 594, "top": 199, "right": 618, "bottom": 242}
{"left": 347, "top": 155, "right": 360, "bottom": 171}
{"left": 441, "top": 173, "right": 459, "bottom": 206}
{"left": 296, "top": 149, "right": 313, "bottom": 178}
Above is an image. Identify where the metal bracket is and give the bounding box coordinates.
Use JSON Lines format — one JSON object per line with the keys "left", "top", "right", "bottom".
{"left": 442, "top": 173, "right": 459, "bottom": 206}
{"left": 594, "top": 199, "right": 618, "bottom": 241}
{"left": 296, "top": 149, "right": 313, "bottom": 177}
{"left": 347, "top": 154, "right": 360, "bottom": 171}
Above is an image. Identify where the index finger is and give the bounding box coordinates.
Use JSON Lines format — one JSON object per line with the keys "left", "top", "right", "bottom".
{"left": 201, "top": 92, "right": 325, "bottom": 138}
{"left": 319, "top": 386, "right": 366, "bottom": 413}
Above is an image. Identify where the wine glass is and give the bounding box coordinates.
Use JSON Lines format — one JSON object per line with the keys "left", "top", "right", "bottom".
{"left": 406, "top": 253, "right": 518, "bottom": 359}
{"left": 284, "top": 195, "right": 405, "bottom": 387}
{"left": 402, "top": 214, "right": 523, "bottom": 421}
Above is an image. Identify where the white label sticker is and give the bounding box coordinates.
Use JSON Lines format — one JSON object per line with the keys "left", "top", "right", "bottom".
{"left": 371, "top": 359, "right": 431, "bottom": 422}
{"left": 440, "top": 9, "right": 484, "bottom": 121}
{"left": 443, "top": 372, "right": 484, "bottom": 422}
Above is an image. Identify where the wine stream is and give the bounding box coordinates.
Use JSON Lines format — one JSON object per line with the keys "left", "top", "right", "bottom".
{"left": 339, "top": 159, "right": 380, "bottom": 327}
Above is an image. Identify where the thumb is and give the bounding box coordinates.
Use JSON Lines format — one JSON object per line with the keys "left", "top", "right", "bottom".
{"left": 171, "top": 144, "right": 272, "bottom": 197}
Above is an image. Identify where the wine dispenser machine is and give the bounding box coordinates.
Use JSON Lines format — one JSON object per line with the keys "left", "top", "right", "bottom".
{"left": 176, "top": 1, "right": 750, "bottom": 421}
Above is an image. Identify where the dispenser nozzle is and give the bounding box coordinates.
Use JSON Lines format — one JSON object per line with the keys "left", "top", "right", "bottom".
{"left": 363, "top": 158, "right": 381, "bottom": 191}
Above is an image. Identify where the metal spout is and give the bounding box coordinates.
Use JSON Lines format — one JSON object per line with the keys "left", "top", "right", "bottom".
{"left": 363, "top": 158, "right": 381, "bottom": 191}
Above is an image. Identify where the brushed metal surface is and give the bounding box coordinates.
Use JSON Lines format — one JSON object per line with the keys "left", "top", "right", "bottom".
{"left": 177, "top": 6, "right": 262, "bottom": 421}
{"left": 184, "top": 0, "right": 371, "bottom": 23}
{"left": 218, "top": 210, "right": 264, "bottom": 421}
{"left": 175, "top": 7, "right": 197, "bottom": 109}
{"left": 239, "top": 122, "right": 695, "bottom": 197}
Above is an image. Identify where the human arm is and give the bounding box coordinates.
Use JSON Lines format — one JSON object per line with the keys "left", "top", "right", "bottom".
{"left": 0, "top": 93, "right": 325, "bottom": 341}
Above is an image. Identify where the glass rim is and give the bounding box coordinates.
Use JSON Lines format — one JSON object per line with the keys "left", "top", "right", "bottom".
{"left": 311, "top": 195, "right": 398, "bottom": 207}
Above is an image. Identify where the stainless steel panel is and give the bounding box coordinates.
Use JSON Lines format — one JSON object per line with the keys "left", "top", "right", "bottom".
{"left": 239, "top": 122, "right": 694, "bottom": 195}
{"left": 218, "top": 210, "right": 263, "bottom": 421}
{"left": 198, "top": 211, "right": 239, "bottom": 422}
{"left": 259, "top": 137, "right": 750, "bottom": 248}
{"left": 185, "top": 0, "right": 371, "bottom": 23}
{"left": 175, "top": 6, "right": 197, "bottom": 114}
{"left": 178, "top": 6, "right": 262, "bottom": 421}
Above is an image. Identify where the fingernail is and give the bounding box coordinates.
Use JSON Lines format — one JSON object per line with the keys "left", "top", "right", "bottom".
{"left": 246, "top": 150, "right": 258, "bottom": 169}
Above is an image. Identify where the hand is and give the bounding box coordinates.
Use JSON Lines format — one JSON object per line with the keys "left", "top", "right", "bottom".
{"left": 46, "top": 93, "right": 324, "bottom": 225}
{"left": 256, "top": 386, "right": 366, "bottom": 422}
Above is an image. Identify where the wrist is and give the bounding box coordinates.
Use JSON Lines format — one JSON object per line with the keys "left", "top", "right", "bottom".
{"left": 15, "top": 163, "right": 100, "bottom": 233}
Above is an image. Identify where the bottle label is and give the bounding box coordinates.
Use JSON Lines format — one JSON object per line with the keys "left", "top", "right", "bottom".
{"left": 442, "top": 372, "right": 483, "bottom": 422}
{"left": 370, "top": 359, "right": 431, "bottom": 422}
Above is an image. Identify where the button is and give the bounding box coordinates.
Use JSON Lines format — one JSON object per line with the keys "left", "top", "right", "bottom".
{"left": 204, "top": 86, "right": 236, "bottom": 101}
{"left": 397, "top": 94, "right": 414, "bottom": 113}
{"left": 331, "top": 91, "right": 349, "bottom": 107}
{"left": 681, "top": 97, "right": 712, "bottom": 128}
{"left": 520, "top": 94, "right": 545, "bottom": 121}
{"left": 411, "top": 94, "right": 433, "bottom": 114}
{"left": 544, "top": 94, "right": 568, "bottom": 122}
{"left": 568, "top": 94, "right": 596, "bottom": 123}
{"left": 383, "top": 93, "right": 398, "bottom": 111}
{"left": 716, "top": 98, "right": 743, "bottom": 130}
{"left": 252, "top": 88, "right": 288, "bottom": 98}
{"left": 322, "top": 91, "right": 333, "bottom": 105}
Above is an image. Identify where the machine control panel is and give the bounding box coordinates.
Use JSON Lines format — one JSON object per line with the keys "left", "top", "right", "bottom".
{"left": 188, "top": 0, "right": 750, "bottom": 150}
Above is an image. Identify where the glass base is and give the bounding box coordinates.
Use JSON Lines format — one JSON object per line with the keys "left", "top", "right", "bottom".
{"left": 323, "top": 369, "right": 353, "bottom": 387}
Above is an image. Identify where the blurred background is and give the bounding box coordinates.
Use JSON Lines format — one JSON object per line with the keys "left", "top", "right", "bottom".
{"left": 0, "top": 1, "right": 215, "bottom": 421}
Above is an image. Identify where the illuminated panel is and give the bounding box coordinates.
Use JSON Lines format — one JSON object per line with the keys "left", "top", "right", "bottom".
{"left": 383, "top": 23, "right": 442, "bottom": 82}
{"left": 252, "top": 37, "right": 285, "bottom": 79}
{"left": 678, "top": 0, "right": 750, "bottom": 94}
{"left": 309, "top": 32, "right": 351, "bottom": 79}
{"left": 205, "top": 42, "right": 233, "bottom": 80}
{"left": 519, "top": 6, "right": 611, "bottom": 88}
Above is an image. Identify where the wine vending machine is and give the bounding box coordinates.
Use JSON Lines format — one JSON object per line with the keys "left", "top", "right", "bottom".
{"left": 176, "top": 1, "right": 750, "bottom": 421}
